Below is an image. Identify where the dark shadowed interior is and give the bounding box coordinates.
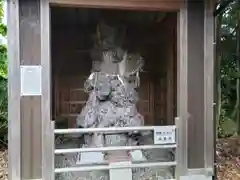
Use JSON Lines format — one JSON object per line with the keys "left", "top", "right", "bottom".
{"left": 50, "top": 7, "right": 178, "bottom": 128}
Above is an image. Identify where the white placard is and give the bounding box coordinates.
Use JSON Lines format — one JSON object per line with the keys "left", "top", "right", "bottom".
{"left": 76, "top": 152, "right": 104, "bottom": 164}
{"left": 20, "top": 65, "right": 42, "bottom": 96}
{"left": 153, "top": 126, "right": 176, "bottom": 144}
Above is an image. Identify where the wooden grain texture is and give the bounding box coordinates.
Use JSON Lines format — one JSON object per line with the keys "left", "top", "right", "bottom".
{"left": 176, "top": 1, "right": 188, "bottom": 176}
{"left": 7, "top": 0, "right": 21, "bottom": 179}
{"left": 187, "top": 0, "right": 205, "bottom": 168}
{"left": 50, "top": 0, "right": 183, "bottom": 11}
{"left": 19, "top": 0, "right": 42, "bottom": 178}
{"left": 40, "top": 0, "right": 52, "bottom": 179}
{"left": 164, "top": 14, "right": 177, "bottom": 125}
{"left": 204, "top": 0, "right": 214, "bottom": 170}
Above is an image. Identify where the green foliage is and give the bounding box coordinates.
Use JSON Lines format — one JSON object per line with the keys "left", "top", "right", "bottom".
{"left": 0, "top": 46, "right": 7, "bottom": 137}
{"left": 218, "top": 109, "right": 238, "bottom": 137}
{"left": 217, "top": 0, "right": 240, "bottom": 137}
{"left": 0, "top": 0, "right": 7, "bottom": 143}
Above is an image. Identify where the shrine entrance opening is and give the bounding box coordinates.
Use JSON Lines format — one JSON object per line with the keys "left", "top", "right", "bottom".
{"left": 8, "top": 0, "right": 215, "bottom": 180}
{"left": 49, "top": 6, "right": 179, "bottom": 180}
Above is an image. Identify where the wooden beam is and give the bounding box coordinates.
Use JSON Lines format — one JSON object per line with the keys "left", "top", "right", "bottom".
{"left": 187, "top": 0, "right": 205, "bottom": 168}
{"left": 50, "top": 0, "right": 183, "bottom": 11}
{"left": 176, "top": 1, "right": 188, "bottom": 176}
{"left": 19, "top": 0, "right": 42, "bottom": 178}
{"left": 40, "top": 0, "right": 53, "bottom": 179}
{"left": 7, "top": 0, "right": 21, "bottom": 179}
{"left": 204, "top": 0, "right": 215, "bottom": 172}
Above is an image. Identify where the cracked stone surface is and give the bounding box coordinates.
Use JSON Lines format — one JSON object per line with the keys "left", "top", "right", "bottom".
{"left": 55, "top": 21, "right": 173, "bottom": 180}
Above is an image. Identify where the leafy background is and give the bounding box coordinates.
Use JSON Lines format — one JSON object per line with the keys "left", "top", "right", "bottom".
{"left": 0, "top": 0, "right": 7, "bottom": 146}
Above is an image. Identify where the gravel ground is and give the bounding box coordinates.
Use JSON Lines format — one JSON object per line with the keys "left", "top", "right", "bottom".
{"left": 216, "top": 137, "right": 240, "bottom": 180}
{"left": 0, "top": 148, "right": 7, "bottom": 180}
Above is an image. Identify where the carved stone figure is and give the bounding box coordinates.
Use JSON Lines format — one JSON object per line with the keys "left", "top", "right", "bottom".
{"left": 55, "top": 21, "right": 173, "bottom": 180}
{"left": 76, "top": 22, "right": 145, "bottom": 156}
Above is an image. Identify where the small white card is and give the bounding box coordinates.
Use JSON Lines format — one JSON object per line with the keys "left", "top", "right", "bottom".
{"left": 76, "top": 152, "right": 104, "bottom": 164}
{"left": 20, "top": 65, "right": 42, "bottom": 96}
{"left": 153, "top": 126, "right": 176, "bottom": 144}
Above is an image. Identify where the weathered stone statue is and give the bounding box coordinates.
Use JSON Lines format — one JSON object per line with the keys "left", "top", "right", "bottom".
{"left": 76, "top": 21, "right": 145, "bottom": 162}
{"left": 55, "top": 21, "right": 173, "bottom": 180}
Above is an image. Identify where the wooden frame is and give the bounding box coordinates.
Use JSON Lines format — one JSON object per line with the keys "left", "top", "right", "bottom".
{"left": 7, "top": 0, "right": 21, "bottom": 179}
{"left": 187, "top": 0, "right": 205, "bottom": 169}
{"left": 50, "top": 0, "right": 183, "bottom": 11}
{"left": 204, "top": 0, "right": 215, "bottom": 171}
{"left": 176, "top": 1, "right": 188, "bottom": 176}
{"left": 41, "top": 0, "right": 52, "bottom": 179}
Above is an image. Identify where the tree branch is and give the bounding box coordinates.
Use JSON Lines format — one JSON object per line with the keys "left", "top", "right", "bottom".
{"left": 214, "top": 0, "right": 236, "bottom": 16}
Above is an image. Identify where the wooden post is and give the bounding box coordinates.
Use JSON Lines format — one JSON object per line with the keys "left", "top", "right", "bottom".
{"left": 178, "top": 0, "right": 212, "bottom": 172}
{"left": 177, "top": 0, "right": 188, "bottom": 175}
{"left": 19, "top": 0, "right": 42, "bottom": 178}
{"left": 204, "top": 0, "right": 215, "bottom": 172}
{"left": 186, "top": 0, "right": 205, "bottom": 169}
{"left": 40, "top": 0, "right": 52, "bottom": 179}
{"left": 7, "top": 0, "right": 21, "bottom": 179}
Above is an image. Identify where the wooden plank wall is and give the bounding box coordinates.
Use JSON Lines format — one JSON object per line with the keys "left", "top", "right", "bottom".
{"left": 160, "top": 14, "right": 177, "bottom": 124}
{"left": 149, "top": 14, "right": 177, "bottom": 125}
{"left": 19, "top": 0, "right": 42, "bottom": 178}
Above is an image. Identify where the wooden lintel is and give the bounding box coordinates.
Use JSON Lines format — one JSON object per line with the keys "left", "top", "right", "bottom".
{"left": 50, "top": 0, "right": 183, "bottom": 11}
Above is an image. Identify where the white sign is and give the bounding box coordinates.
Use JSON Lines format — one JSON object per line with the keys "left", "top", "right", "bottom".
{"left": 76, "top": 152, "right": 104, "bottom": 164}
{"left": 20, "top": 65, "right": 42, "bottom": 96}
{"left": 153, "top": 126, "right": 176, "bottom": 144}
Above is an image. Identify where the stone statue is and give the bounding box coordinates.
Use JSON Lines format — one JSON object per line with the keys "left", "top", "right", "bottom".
{"left": 55, "top": 21, "right": 173, "bottom": 180}
{"left": 76, "top": 21, "right": 145, "bottom": 162}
